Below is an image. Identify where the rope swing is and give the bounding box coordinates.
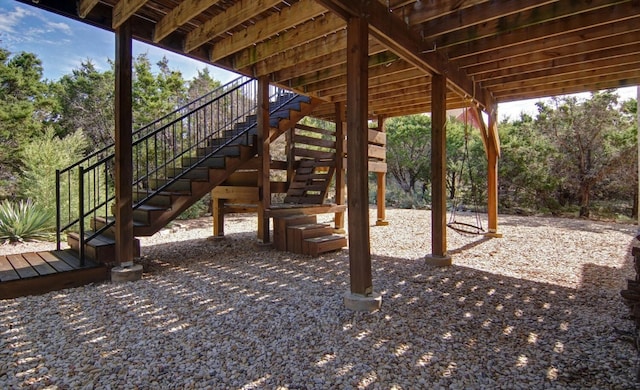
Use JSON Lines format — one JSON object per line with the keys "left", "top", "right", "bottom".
{"left": 447, "top": 105, "right": 485, "bottom": 235}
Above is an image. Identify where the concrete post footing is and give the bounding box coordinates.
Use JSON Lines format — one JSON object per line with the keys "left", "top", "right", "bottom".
{"left": 343, "top": 290, "right": 382, "bottom": 312}
{"left": 111, "top": 264, "right": 143, "bottom": 283}
{"left": 484, "top": 230, "right": 503, "bottom": 238}
{"left": 425, "top": 254, "right": 452, "bottom": 266}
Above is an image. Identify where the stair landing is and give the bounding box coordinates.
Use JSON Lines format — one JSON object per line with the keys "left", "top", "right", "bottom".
{"left": 0, "top": 250, "right": 108, "bottom": 300}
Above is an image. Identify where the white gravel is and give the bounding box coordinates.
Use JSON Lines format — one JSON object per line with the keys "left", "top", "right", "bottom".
{"left": 1, "top": 208, "right": 638, "bottom": 389}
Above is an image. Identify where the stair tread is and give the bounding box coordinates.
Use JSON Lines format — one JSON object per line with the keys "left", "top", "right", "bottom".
{"left": 92, "top": 216, "right": 147, "bottom": 227}
{"left": 136, "top": 204, "right": 170, "bottom": 211}
{"left": 68, "top": 231, "right": 116, "bottom": 247}
{"left": 303, "top": 234, "right": 347, "bottom": 256}
{"left": 305, "top": 234, "right": 345, "bottom": 243}
{"left": 288, "top": 223, "right": 330, "bottom": 230}
{"left": 134, "top": 190, "right": 188, "bottom": 197}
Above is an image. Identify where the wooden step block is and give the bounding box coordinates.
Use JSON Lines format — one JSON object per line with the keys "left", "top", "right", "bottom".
{"left": 91, "top": 216, "right": 146, "bottom": 239}
{"left": 303, "top": 235, "right": 347, "bottom": 256}
{"left": 68, "top": 232, "right": 141, "bottom": 265}
{"left": 273, "top": 215, "right": 317, "bottom": 251}
{"left": 286, "top": 223, "right": 333, "bottom": 254}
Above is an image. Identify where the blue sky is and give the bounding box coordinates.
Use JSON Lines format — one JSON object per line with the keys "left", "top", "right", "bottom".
{"left": 0, "top": 0, "right": 237, "bottom": 84}
{"left": 0, "top": 0, "right": 636, "bottom": 120}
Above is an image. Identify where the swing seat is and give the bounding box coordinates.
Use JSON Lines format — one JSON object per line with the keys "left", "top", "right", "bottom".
{"left": 447, "top": 221, "right": 485, "bottom": 235}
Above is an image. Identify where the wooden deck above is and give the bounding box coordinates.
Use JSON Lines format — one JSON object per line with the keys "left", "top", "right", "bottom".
{"left": 0, "top": 250, "right": 108, "bottom": 300}
{"left": 18, "top": 0, "right": 640, "bottom": 120}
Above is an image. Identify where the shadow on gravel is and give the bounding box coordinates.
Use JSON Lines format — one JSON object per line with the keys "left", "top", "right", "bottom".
{"left": 2, "top": 229, "right": 637, "bottom": 389}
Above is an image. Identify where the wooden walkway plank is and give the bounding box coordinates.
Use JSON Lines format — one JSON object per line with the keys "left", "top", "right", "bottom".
{"left": 53, "top": 250, "right": 85, "bottom": 269}
{"left": 0, "top": 256, "right": 20, "bottom": 282}
{"left": 37, "top": 251, "right": 74, "bottom": 272}
{"left": 23, "top": 252, "right": 57, "bottom": 276}
{"left": 0, "top": 250, "right": 109, "bottom": 300}
{"left": 7, "top": 254, "right": 39, "bottom": 279}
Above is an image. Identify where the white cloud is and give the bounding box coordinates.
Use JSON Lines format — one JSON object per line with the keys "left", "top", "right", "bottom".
{"left": 46, "top": 21, "right": 72, "bottom": 35}
{"left": 0, "top": 5, "right": 33, "bottom": 34}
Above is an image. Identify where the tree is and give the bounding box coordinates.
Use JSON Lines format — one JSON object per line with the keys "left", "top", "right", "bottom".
{"left": 444, "top": 116, "right": 487, "bottom": 209}
{"left": 497, "top": 114, "right": 558, "bottom": 212}
{"left": 385, "top": 114, "right": 432, "bottom": 198}
{"left": 187, "top": 68, "right": 221, "bottom": 100}
{"left": 535, "top": 91, "right": 636, "bottom": 217}
{"left": 0, "top": 48, "right": 50, "bottom": 197}
{"left": 51, "top": 60, "right": 115, "bottom": 148}
{"left": 132, "top": 54, "right": 186, "bottom": 127}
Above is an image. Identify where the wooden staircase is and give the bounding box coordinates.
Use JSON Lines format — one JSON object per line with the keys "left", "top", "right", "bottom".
{"left": 212, "top": 120, "right": 348, "bottom": 256}
{"left": 272, "top": 214, "right": 347, "bottom": 256}
{"left": 67, "top": 92, "right": 323, "bottom": 265}
{"left": 284, "top": 158, "right": 335, "bottom": 205}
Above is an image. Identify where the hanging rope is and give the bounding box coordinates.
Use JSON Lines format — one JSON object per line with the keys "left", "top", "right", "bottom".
{"left": 447, "top": 106, "right": 485, "bottom": 235}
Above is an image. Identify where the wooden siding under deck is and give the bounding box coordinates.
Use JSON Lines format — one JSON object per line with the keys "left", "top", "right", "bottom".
{"left": 0, "top": 250, "right": 108, "bottom": 300}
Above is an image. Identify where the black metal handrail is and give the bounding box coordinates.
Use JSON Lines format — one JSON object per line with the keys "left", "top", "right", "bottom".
{"left": 138, "top": 89, "right": 304, "bottom": 203}
{"left": 55, "top": 75, "right": 302, "bottom": 264}
{"left": 55, "top": 76, "right": 252, "bottom": 254}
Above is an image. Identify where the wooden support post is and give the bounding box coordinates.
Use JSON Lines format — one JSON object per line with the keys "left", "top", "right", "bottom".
{"left": 486, "top": 108, "right": 502, "bottom": 238}
{"left": 334, "top": 101, "right": 346, "bottom": 233}
{"left": 114, "top": 20, "right": 134, "bottom": 267}
{"left": 426, "top": 73, "right": 451, "bottom": 266}
{"left": 345, "top": 15, "right": 377, "bottom": 308}
{"left": 211, "top": 195, "right": 225, "bottom": 239}
{"left": 637, "top": 85, "right": 640, "bottom": 226}
{"left": 257, "top": 75, "right": 271, "bottom": 243}
{"left": 286, "top": 127, "right": 295, "bottom": 188}
{"left": 375, "top": 115, "right": 389, "bottom": 226}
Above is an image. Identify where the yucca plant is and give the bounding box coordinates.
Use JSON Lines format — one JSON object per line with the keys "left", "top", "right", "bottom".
{"left": 0, "top": 199, "right": 55, "bottom": 244}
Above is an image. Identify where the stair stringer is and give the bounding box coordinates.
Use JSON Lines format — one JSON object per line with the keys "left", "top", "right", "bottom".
{"left": 133, "top": 144, "right": 256, "bottom": 236}
{"left": 269, "top": 96, "right": 324, "bottom": 142}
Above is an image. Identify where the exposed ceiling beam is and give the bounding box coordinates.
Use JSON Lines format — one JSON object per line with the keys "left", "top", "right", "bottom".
{"left": 253, "top": 29, "right": 348, "bottom": 77}
{"left": 273, "top": 43, "right": 391, "bottom": 84}
{"left": 433, "top": 0, "right": 631, "bottom": 51}
{"left": 492, "top": 67, "right": 640, "bottom": 93}
{"left": 413, "top": 0, "right": 557, "bottom": 37}
{"left": 153, "top": 0, "right": 222, "bottom": 43}
{"left": 212, "top": 0, "right": 328, "bottom": 63}
{"left": 229, "top": 13, "right": 344, "bottom": 69}
{"left": 325, "top": 76, "right": 429, "bottom": 102}
{"left": 494, "top": 70, "right": 640, "bottom": 101}
{"left": 394, "top": 0, "right": 487, "bottom": 23}
{"left": 448, "top": 2, "right": 639, "bottom": 61}
{"left": 77, "top": 0, "right": 100, "bottom": 18}
{"left": 481, "top": 47, "right": 640, "bottom": 87}
{"left": 316, "top": 0, "right": 494, "bottom": 111}
{"left": 307, "top": 62, "right": 419, "bottom": 96}
{"left": 315, "top": 70, "right": 425, "bottom": 100}
{"left": 185, "top": 0, "right": 282, "bottom": 53}
{"left": 112, "top": 0, "right": 148, "bottom": 29}
{"left": 463, "top": 29, "right": 640, "bottom": 76}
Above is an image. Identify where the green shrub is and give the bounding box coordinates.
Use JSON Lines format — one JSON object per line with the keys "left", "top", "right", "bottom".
{"left": 19, "top": 128, "right": 88, "bottom": 217}
{"left": 177, "top": 194, "right": 211, "bottom": 220}
{"left": 0, "top": 199, "right": 54, "bottom": 243}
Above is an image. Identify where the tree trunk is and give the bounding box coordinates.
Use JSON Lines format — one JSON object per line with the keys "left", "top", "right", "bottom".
{"left": 632, "top": 182, "right": 638, "bottom": 219}
{"left": 579, "top": 182, "right": 591, "bottom": 218}
{"left": 448, "top": 172, "right": 457, "bottom": 200}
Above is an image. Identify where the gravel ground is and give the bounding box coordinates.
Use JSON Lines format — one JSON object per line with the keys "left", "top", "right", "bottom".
{"left": 1, "top": 208, "right": 639, "bottom": 389}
